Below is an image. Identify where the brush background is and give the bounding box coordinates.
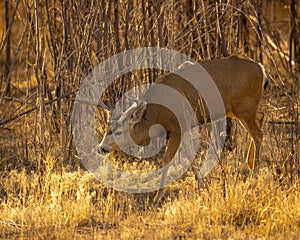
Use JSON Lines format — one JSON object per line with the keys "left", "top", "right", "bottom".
{"left": 0, "top": 0, "right": 299, "bottom": 238}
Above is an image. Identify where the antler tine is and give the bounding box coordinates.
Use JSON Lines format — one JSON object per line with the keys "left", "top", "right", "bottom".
{"left": 75, "top": 96, "right": 111, "bottom": 114}
{"left": 118, "top": 101, "right": 138, "bottom": 123}
{"left": 178, "top": 61, "right": 195, "bottom": 69}
{"left": 125, "top": 93, "right": 141, "bottom": 105}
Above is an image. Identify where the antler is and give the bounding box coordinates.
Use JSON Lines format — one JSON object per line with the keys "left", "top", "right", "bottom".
{"left": 177, "top": 61, "right": 195, "bottom": 69}
{"left": 125, "top": 93, "right": 141, "bottom": 105}
{"left": 75, "top": 96, "right": 111, "bottom": 114}
{"left": 117, "top": 92, "right": 148, "bottom": 123}
{"left": 118, "top": 101, "right": 138, "bottom": 123}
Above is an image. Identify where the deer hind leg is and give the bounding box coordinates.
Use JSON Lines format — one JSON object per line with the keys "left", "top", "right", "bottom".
{"left": 238, "top": 113, "right": 263, "bottom": 174}
{"left": 192, "top": 166, "right": 204, "bottom": 189}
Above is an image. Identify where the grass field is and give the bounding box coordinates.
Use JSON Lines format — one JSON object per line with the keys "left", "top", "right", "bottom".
{"left": 1, "top": 118, "right": 300, "bottom": 239}
{"left": 1, "top": 158, "right": 300, "bottom": 239}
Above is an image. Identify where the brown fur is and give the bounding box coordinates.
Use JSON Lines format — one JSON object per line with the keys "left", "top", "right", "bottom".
{"left": 99, "top": 56, "right": 266, "bottom": 201}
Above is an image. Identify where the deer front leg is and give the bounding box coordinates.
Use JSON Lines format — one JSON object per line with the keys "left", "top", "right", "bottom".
{"left": 153, "top": 133, "right": 180, "bottom": 203}
{"left": 153, "top": 165, "right": 169, "bottom": 202}
{"left": 181, "top": 128, "right": 204, "bottom": 190}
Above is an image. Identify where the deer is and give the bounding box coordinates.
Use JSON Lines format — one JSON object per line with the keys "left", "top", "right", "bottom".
{"left": 97, "top": 56, "right": 267, "bottom": 201}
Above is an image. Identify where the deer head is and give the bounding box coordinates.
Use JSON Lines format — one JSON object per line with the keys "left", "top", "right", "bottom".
{"left": 98, "top": 100, "right": 151, "bottom": 155}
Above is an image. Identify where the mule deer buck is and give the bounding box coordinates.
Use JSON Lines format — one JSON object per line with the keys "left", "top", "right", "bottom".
{"left": 98, "top": 56, "right": 267, "bottom": 201}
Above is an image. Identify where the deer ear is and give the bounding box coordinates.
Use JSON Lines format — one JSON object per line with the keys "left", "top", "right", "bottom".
{"left": 130, "top": 101, "right": 147, "bottom": 125}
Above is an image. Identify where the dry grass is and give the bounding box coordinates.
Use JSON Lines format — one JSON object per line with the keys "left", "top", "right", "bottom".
{"left": 0, "top": 150, "right": 300, "bottom": 239}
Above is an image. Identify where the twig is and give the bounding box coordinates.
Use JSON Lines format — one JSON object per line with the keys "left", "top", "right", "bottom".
{"left": 0, "top": 92, "right": 73, "bottom": 127}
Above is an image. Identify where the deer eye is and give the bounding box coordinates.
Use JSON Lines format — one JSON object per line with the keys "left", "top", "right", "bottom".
{"left": 114, "top": 131, "right": 122, "bottom": 136}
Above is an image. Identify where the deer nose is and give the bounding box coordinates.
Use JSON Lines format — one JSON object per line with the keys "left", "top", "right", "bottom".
{"left": 98, "top": 147, "right": 109, "bottom": 155}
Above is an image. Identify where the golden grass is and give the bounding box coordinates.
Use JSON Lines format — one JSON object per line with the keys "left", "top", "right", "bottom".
{"left": 1, "top": 155, "right": 299, "bottom": 239}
